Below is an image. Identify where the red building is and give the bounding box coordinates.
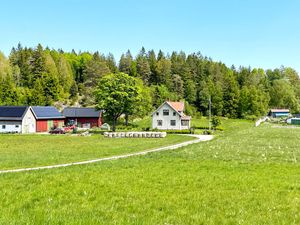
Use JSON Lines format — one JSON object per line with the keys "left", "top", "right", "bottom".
{"left": 32, "top": 106, "right": 65, "bottom": 132}
{"left": 62, "top": 107, "right": 102, "bottom": 128}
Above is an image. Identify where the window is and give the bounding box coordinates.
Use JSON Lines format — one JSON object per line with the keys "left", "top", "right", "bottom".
{"left": 181, "top": 120, "right": 189, "bottom": 126}
{"left": 173, "top": 111, "right": 176, "bottom": 116}
{"left": 157, "top": 120, "right": 163, "bottom": 126}
{"left": 2, "top": 125, "right": 6, "bottom": 129}
{"left": 163, "top": 109, "right": 169, "bottom": 116}
{"left": 156, "top": 112, "right": 159, "bottom": 116}
{"left": 170, "top": 120, "right": 176, "bottom": 126}
{"left": 15, "top": 125, "right": 19, "bottom": 128}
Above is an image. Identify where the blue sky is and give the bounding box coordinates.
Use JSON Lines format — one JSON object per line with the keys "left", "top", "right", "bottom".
{"left": 0, "top": 0, "right": 299, "bottom": 72}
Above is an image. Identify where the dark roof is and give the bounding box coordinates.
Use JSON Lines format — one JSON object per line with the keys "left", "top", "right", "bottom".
{"left": 0, "top": 106, "right": 28, "bottom": 120}
{"left": 63, "top": 107, "right": 102, "bottom": 118}
{"left": 32, "top": 106, "right": 65, "bottom": 119}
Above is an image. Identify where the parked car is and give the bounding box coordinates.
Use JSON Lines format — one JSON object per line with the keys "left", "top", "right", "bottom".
{"left": 49, "top": 128, "right": 65, "bottom": 134}
{"left": 63, "top": 125, "right": 76, "bottom": 133}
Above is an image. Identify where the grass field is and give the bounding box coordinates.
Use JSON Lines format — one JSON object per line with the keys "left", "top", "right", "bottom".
{"left": 0, "top": 134, "right": 194, "bottom": 170}
{"left": 0, "top": 119, "right": 300, "bottom": 224}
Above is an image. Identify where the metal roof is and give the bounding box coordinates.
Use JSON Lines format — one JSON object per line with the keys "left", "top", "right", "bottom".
{"left": 270, "top": 109, "right": 290, "bottom": 113}
{"left": 0, "top": 106, "right": 28, "bottom": 120}
{"left": 62, "top": 107, "right": 102, "bottom": 118}
{"left": 167, "top": 101, "right": 185, "bottom": 112}
{"left": 31, "top": 106, "right": 65, "bottom": 119}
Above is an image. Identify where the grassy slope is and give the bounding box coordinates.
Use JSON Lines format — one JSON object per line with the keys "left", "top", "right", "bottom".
{"left": 0, "top": 134, "right": 194, "bottom": 170}
{"left": 0, "top": 120, "right": 300, "bottom": 224}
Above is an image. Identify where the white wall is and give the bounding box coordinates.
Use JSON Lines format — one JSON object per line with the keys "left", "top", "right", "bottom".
{"left": 22, "top": 108, "right": 36, "bottom": 133}
{"left": 152, "top": 103, "right": 182, "bottom": 130}
{"left": 0, "top": 121, "right": 22, "bottom": 133}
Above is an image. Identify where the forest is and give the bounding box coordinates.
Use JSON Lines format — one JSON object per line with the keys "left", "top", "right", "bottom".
{"left": 0, "top": 43, "right": 299, "bottom": 119}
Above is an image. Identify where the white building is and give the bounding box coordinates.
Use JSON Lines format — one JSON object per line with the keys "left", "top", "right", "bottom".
{"left": 0, "top": 106, "right": 36, "bottom": 133}
{"left": 152, "top": 101, "right": 191, "bottom": 130}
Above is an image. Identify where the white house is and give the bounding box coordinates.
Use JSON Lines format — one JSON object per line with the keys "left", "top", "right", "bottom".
{"left": 0, "top": 106, "right": 36, "bottom": 133}
{"left": 152, "top": 101, "right": 191, "bottom": 130}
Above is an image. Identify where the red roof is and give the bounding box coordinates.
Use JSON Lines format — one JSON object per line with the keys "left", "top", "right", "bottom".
{"left": 167, "top": 101, "right": 184, "bottom": 112}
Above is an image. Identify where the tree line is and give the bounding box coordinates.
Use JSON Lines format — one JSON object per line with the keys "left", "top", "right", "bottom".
{"left": 0, "top": 43, "right": 300, "bottom": 119}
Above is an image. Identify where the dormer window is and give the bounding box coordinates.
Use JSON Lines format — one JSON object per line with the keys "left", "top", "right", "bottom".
{"left": 163, "top": 109, "right": 169, "bottom": 116}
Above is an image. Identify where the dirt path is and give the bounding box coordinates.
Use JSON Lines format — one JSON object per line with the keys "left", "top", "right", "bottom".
{"left": 0, "top": 135, "right": 213, "bottom": 174}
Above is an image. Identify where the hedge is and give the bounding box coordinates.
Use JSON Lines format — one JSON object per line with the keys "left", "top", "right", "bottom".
{"left": 160, "top": 129, "right": 194, "bottom": 134}
{"left": 193, "top": 126, "right": 224, "bottom": 131}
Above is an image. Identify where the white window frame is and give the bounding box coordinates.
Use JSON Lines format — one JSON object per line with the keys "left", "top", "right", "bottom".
{"left": 157, "top": 120, "right": 163, "bottom": 126}
{"left": 163, "top": 109, "right": 169, "bottom": 116}
{"left": 181, "top": 120, "right": 189, "bottom": 126}
{"left": 170, "top": 120, "right": 176, "bottom": 126}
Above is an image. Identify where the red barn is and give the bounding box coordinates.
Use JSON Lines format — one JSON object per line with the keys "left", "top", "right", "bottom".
{"left": 62, "top": 107, "right": 103, "bottom": 128}
{"left": 32, "top": 106, "right": 65, "bottom": 132}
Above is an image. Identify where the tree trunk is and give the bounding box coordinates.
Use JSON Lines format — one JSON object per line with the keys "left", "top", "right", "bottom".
{"left": 125, "top": 114, "right": 129, "bottom": 126}
{"left": 112, "top": 118, "right": 117, "bottom": 132}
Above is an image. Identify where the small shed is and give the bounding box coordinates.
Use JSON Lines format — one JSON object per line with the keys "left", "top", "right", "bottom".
{"left": 62, "top": 107, "right": 103, "bottom": 128}
{"left": 0, "top": 106, "right": 36, "bottom": 133}
{"left": 32, "top": 106, "right": 65, "bottom": 132}
{"left": 268, "top": 109, "right": 290, "bottom": 118}
{"left": 291, "top": 118, "right": 300, "bottom": 125}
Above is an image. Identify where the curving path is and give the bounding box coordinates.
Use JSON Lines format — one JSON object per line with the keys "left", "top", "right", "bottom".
{"left": 0, "top": 135, "right": 213, "bottom": 174}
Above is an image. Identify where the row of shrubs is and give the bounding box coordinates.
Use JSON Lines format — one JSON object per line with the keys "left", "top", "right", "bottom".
{"left": 86, "top": 126, "right": 224, "bottom": 135}
{"left": 193, "top": 126, "right": 225, "bottom": 131}
{"left": 159, "top": 129, "right": 195, "bottom": 134}
{"left": 87, "top": 128, "right": 196, "bottom": 135}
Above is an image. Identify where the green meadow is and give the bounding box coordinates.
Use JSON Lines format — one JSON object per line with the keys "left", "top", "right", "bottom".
{"left": 0, "top": 119, "right": 300, "bottom": 224}
{"left": 0, "top": 134, "right": 193, "bottom": 170}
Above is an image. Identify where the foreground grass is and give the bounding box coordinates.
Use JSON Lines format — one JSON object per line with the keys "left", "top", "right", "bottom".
{"left": 0, "top": 134, "right": 194, "bottom": 170}
{"left": 0, "top": 120, "right": 299, "bottom": 224}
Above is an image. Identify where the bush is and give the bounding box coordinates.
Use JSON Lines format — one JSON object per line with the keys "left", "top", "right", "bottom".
{"left": 193, "top": 126, "right": 224, "bottom": 131}
{"left": 142, "top": 127, "right": 151, "bottom": 131}
{"left": 244, "top": 115, "right": 259, "bottom": 121}
{"left": 203, "top": 130, "right": 213, "bottom": 135}
{"left": 211, "top": 116, "right": 221, "bottom": 128}
{"left": 88, "top": 129, "right": 107, "bottom": 135}
{"left": 160, "top": 129, "right": 194, "bottom": 134}
{"left": 116, "top": 124, "right": 139, "bottom": 131}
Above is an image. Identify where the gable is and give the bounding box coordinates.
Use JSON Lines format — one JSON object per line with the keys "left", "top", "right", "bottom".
{"left": 152, "top": 101, "right": 183, "bottom": 117}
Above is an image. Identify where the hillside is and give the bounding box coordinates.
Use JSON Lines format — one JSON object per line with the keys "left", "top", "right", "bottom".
{"left": 1, "top": 44, "right": 300, "bottom": 118}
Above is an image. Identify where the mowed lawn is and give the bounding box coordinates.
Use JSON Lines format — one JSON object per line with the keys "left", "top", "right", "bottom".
{"left": 0, "top": 134, "right": 194, "bottom": 170}
{"left": 0, "top": 120, "right": 300, "bottom": 224}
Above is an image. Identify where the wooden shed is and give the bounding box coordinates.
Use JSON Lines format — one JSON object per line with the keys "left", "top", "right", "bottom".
{"left": 62, "top": 107, "right": 103, "bottom": 128}
{"left": 268, "top": 109, "right": 290, "bottom": 118}
{"left": 32, "top": 106, "right": 65, "bottom": 132}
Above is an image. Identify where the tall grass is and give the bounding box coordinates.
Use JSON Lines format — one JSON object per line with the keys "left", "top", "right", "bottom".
{"left": 0, "top": 120, "right": 299, "bottom": 224}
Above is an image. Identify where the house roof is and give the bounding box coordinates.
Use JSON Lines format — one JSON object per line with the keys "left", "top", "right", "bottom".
{"left": 32, "top": 106, "right": 65, "bottom": 119}
{"left": 0, "top": 106, "right": 28, "bottom": 121}
{"left": 62, "top": 107, "right": 102, "bottom": 118}
{"left": 152, "top": 101, "right": 190, "bottom": 118}
{"left": 167, "top": 101, "right": 185, "bottom": 112}
{"left": 270, "top": 109, "right": 290, "bottom": 113}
